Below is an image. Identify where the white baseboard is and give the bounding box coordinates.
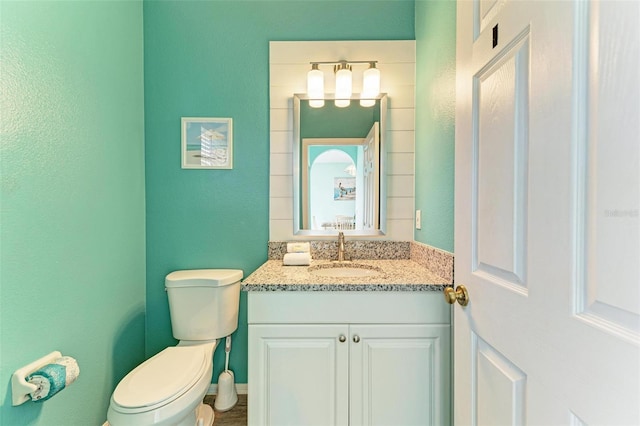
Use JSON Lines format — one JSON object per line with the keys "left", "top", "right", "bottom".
{"left": 207, "top": 383, "right": 248, "bottom": 395}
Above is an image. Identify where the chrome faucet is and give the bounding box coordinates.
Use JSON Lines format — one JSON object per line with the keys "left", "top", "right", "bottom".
{"left": 337, "top": 232, "right": 346, "bottom": 262}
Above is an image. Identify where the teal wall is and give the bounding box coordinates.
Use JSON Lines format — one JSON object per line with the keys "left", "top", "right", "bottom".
{"left": 414, "top": 0, "right": 456, "bottom": 252}
{"left": 0, "top": 1, "right": 146, "bottom": 425}
{"left": 143, "top": 0, "right": 415, "bottom": 384}
{"left": 301, "top": 100, "right": 380, "bottom": 140}
{"left": 0, "top": 1, "right": 455, "bottom": 421}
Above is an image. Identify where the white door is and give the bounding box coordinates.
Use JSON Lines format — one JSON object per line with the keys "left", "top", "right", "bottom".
{"left": 454, "top": 1, "right": 639, "bottom": 425}
{"left": 349, "top": 324, "right": 450, "bottom": 426}
{"left": 248, "top": 324, "right": 349, "bottom": 426}
{"left": 362, "top": 122, "right": 380, "bottom": 230}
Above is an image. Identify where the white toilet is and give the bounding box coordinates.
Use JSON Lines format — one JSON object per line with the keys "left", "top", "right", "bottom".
{"left": 107, "top": 269, "right": 242, "bottom": 426}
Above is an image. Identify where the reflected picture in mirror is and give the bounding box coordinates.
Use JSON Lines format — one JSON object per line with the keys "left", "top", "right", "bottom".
{"left": 293, "top": 94, "right": 386, "bottom": 235}
{"left": 334, "top": 177, "right": 356, "bottom": 201}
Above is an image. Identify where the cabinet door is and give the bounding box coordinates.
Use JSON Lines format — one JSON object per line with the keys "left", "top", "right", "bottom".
{"left": 349, "top": 324, "right": 450, "bottom": 426}
{"left": 248, "top": 324, "right": 349, "bottom": 426}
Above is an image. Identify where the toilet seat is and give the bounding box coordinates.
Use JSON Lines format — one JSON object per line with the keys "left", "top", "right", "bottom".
{"left": 112, "top": 346, "right": 208, "bottom": 412}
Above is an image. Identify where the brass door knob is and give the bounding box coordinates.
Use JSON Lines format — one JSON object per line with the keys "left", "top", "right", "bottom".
{"left": 444, "top": 285, "right": 469, "bottom": 306}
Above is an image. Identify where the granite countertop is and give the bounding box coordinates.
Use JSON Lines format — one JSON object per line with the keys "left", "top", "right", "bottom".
{"left": 242, "top": 259, "right": 449, "bottom": 292}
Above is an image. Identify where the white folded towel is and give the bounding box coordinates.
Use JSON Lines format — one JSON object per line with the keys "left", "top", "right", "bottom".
{"left": 283, "top": 252, "right": 312, "bottom": 266}
{"left": 287, "top": 242, "right": 310, "bottom": 253}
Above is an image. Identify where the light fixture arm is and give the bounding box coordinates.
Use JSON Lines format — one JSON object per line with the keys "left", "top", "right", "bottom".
{"left": 333, "top": 60, "right": 352, "bottom": 74}
{"left": 309, "top": 60, "right": 378, "bottom": 66}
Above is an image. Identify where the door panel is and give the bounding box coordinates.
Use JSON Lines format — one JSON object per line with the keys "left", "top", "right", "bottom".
{"left": 476, "top": 0, "right": 505, "bottom": 39}
{"left": 574, "top": 0, "right": 640, "bottom": 341}
{"left": 455, "top": 0, "right": 640, "bottom": 425}
{"left": 350, "top": 324, "right": 450, "bottom": 426}
{"left": 474, "top": 334, "right": 526, "bottom": 426}
{"left": 248, "top": 324, "right": 349, "bottom": 426}
{"left": 473, "top": 30, "right": 529, "bottom": 291}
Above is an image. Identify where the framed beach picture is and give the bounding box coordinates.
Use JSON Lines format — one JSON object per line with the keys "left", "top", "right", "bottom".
{"left": 334, "top": 177, "right": 356, "bottom": 201}
{"left": 181, "top": 117, "right": 233, "bottom": 169}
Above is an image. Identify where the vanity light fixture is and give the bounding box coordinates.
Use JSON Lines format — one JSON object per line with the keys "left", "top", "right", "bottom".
{"left": 306, "top": 60, "right": 380, "bottom": 108}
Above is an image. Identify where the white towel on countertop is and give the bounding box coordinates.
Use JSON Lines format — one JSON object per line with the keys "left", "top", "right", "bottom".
{"left": 283, "top": 252, "right": 312, "bottom": 266}
{"left": 287, "top": 242, "right": 310, "bottom": 253}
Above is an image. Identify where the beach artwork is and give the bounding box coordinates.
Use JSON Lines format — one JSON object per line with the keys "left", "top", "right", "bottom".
{"left": 334, "top": 177, "right": 356, "bottom": 200}
{"left": 181, "top": 117, "right": 233, "bottom": 169}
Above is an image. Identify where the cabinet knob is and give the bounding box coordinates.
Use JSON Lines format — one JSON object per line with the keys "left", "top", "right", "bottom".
{"left": 339, "top": 334, "right": 346, "bottom": 342}
{"left": 353, "top": 335, "right": 360, "bottom": 343}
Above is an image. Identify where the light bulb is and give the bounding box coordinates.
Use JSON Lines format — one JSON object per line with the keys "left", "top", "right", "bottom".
{"left": 307, "top": 64, "right": 324, "bottom": 108}
{"left": 334, "top": 62, "right": 352, "bottom": 108}
{"left": 360, "top": 62, "right": 380, "bottom": 107}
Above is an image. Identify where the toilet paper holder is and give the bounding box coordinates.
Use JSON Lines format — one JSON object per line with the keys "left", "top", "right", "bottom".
{"left": 11, "top": 351, "right": 62, "bottom": 406}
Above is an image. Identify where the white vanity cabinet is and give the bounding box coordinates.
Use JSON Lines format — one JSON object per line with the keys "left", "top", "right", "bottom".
{"left": 249, "top": 323, "right": 349, "bottom": 425}
{"left": 247, "top": 291, "right": 450, "bottom": 426}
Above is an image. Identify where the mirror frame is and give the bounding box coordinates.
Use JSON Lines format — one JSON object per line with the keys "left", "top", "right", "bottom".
{"left": 292, "top": 93, "right": 388, "bottom": 236}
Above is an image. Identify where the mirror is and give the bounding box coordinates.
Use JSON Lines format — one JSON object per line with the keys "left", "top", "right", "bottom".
{"left": 293, "top": 94, "right": 387, "bottom": 236}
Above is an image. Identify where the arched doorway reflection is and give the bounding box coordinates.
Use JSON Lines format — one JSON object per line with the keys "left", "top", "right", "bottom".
{"left": 308, "top": 148, "right": 363, "bottom": 230}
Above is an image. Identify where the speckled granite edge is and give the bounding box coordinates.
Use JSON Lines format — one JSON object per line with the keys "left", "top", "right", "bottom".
{"left": 268, "top": 241, "right": 411, "bottom": 260}
{"left": 410, "top": 241, "right": 454, "bottom": 283}
{"left": 243, "top": 283, "right": 448, "bottom": 292}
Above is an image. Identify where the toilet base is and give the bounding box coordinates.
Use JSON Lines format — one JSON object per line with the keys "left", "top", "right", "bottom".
{"left": 172, "top": 403, "right": 214, "bottom": 426}
{"left": 196, "top": 403, "right": 214, "bottom": 426}
{"left": 106, "top": 402, "right": 214, "bottom": 426}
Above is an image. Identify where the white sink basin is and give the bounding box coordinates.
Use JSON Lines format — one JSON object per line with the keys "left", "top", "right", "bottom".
{"left": 308, "top": 264, "right": 382, "bottom": 278}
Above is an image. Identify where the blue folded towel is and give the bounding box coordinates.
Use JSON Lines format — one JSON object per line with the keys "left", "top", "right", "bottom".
{"left": 27, "top": 356, "right": 79, "bottom": 402}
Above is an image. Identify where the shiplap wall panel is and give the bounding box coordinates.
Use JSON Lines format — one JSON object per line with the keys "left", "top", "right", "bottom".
{"left": 270, "top": 153, "right": 292, "bottom": 176}
{"left": 388, "top": 153, "right": 415, "bottom": 175}
{"left": 270, "top": 131, "right": 292, "bottom": 153}
{"left": 388, "top": 175, "right": 414, "bottom": 198}
{"left": 387, "top": 109, "right": 415, "bottom": 131}
{"left": 388, "top": 86, "right": 416, "bottom": 109}
{"left": 387, "top": 131, "right": 415, "bottom": 153}
{"left": 270, "top": 176, "right": 293, "bottom": 198}
{"left": 388, "top": 197, "right": 415, "bottom": 219}
{"left": 270, "top": 197, "right": 293, "bottom": 220}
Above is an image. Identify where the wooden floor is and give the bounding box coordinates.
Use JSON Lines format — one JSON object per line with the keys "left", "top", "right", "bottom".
{"left": 203, "top": 394, "right": 247, "bottom": 426}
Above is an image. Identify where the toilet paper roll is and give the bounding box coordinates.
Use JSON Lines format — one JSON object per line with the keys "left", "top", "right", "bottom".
{"left": 283, "top": 252, "right": 312, "bottom": 266}
{"left": 27, "top": 356, "right": 79, "bottom": 402}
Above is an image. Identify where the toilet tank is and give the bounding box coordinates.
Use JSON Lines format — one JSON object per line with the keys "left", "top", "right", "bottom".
{"left": 165, "top": 269, "right": 242, "bottom": 341}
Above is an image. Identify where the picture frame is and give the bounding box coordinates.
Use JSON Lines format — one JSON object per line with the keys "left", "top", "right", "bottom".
{"left": 181, "top": 117, "right": 233, "bottom": 169}
{"left": 334, "top": 177, "right": 356, "bottom": 201}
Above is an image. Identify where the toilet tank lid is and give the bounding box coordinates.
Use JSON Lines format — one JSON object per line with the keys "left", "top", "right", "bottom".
{"left": 165, "top": 269, "right": 243, "bottom": 288}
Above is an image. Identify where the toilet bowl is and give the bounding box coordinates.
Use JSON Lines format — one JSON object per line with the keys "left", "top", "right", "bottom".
{"left": 107, "top": 342, "right": 218, "bottom": 426}
{"left": 107, "top": 269, "right": 242, "bottom": 426}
